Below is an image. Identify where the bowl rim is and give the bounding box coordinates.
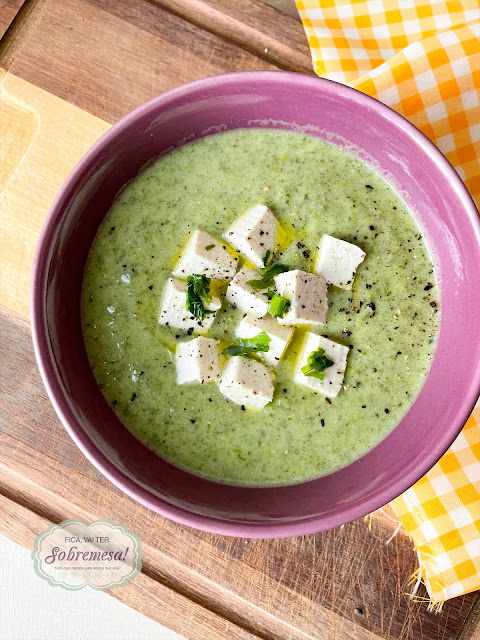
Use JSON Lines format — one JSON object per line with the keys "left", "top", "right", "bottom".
{"left": 31, "top": 70, "right": 480, "bottom": 538}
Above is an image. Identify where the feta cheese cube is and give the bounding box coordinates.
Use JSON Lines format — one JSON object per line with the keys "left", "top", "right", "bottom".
{"left": 294, "top": 333, "right": 349, "bottom": 398}
{"left": 173, "top": 230, "right": 237, "bottom": 280}
{"left": 176, "top": 337, "right": 220, "bottom": 384}
{"left": 158, "top": 278, "right": 221, "bottom": 332}
{"left": 218, "top": 357, "right": 274, "bottom": 410}
{"left": 223, "top": 205, "right": 278, "bottom": 269}
{"left": 274, "top": 269, "right": 328, "bottom": 326}
{"left": 314, "top": 234, "right": 366, "bottom": 290}
{"left": 226, "top": 267, "right": 269, "bottom": 317}
{"left": 236, "top": 315, "right": 293, "bottom": 367}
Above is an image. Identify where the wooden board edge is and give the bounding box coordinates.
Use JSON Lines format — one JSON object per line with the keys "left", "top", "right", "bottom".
{"left": 0, "top": 486, "right": 260, "bottom": 640}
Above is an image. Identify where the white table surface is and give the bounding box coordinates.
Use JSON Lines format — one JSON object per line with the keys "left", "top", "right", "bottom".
{"left": 0, "top": 534, "right": 186, "bottom": 640}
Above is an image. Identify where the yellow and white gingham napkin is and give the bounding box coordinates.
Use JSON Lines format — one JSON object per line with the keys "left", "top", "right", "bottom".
{"left": 295, "top": 0, "right": 480, "bottom": 604}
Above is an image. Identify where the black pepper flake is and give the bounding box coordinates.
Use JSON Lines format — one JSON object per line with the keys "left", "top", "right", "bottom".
{"left": 148, "top": 285, "right": 153, "bottom": 290}
{"left": 384, "top": 408, "right": 390, "bottom": 414}
{"left": 130, "top": 393, "right": 138, "bottom": 402}
{"left": 190, "top": 419, "right": 196, "bottom": 423}
{"left": 187, "top": 327, "right": 194, "bottom": 336}
{"left": 424, "top": 283, "right": 433, "bottom": 291}
{"left": 296, "top": 242, "right": 305, "bottom": 249}
{"left": 241, "top": 405, "right": 246, "bottom": 411}
{"left": 303, "top": 250, "right": 310, "bottom": 259}
{"left": 342, "top": 330, "right": 352, "bottom": 337}
{"left": 208, "top": 398, "right": 212, "bottom": 402}
{"left": 320, "top": 419, "right": 325, "bottom": 427}
{"left": 369, "top": 225, "right": 374, "bottom": 230}
{"left": 430, "top": 301, "right": 437, "bottom": 308}
{"left": 175, "top": 334, "right": 180, "bottom": 339}
{"left": 366, "top": 302, "right": 376, "bottom": 312}
{"left": 283, "top": 388, "right": 287, "bottom": 393}
{"left": 366, "top": 284, "right": 372, "bottom": 289}
{"left": 365, "top": 184, "right": 374, "bottom": 190}
{"left": 362, "top": 405, "right": 366, "bottom": 409}
{"left": 326, "top": 398, "right": 332, "bottom": 404}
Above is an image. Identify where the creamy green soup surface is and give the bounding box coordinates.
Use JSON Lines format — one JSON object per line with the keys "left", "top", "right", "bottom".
{"left": 82, "top": 129, "right": 438, "bottom": 486}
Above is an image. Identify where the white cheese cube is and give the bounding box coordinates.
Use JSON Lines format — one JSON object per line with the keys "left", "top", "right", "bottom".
{"left": 223, "top": 205, "right": 278, "bottom": 269}
{"left": 314, "top": 234, "right": 366, "bottom": 290}
{"left": 236, "top": 315, "right": 293, "bottom": 368}
{"left": 294, "top": 333, "right": 349, "bottom": 398}
{"left": 176, "top": 337, "right": 220, "bottom": 384}
{"left": 225, "top": 267, "right": 269, "bottom": 318}
{"left": 274, "top": 270, "right": 328, "bottom": 326}
{"left": 173, "top": 230, "right": 237, "bottom": 280}
{"left": 158, "top": 278, "right": 221, "bottom": 332}
{"left": 218, "top": 357, "right": 274, "bottom": 410}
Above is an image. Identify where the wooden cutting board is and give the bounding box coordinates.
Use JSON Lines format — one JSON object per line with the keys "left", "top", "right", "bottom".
{"left": 1, "top": 1, "right": 479, "bottom": 638}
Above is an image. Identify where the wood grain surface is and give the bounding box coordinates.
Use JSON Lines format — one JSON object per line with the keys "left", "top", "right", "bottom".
{"left": 0, "top": 0, "right": 26, "bottom": 39}
{"left": 0, "top": 0, "right": 479, "bottom": 638}
{"left": 0, "top": 71, "right": 110, "bottom": 317}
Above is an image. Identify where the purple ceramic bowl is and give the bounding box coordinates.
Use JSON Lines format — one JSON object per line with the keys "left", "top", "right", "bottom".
{"left": 31, "top": 71, "right": 480, "bottom": 538}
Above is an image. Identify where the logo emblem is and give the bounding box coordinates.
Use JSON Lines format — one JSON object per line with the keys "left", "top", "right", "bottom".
{"left": 33, "top": 520, "right": 142, "bottom": 590}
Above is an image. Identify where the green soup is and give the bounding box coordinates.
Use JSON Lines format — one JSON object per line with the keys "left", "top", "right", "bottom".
{"left": 82, "top": 129, "right": 438, "bottom": 486}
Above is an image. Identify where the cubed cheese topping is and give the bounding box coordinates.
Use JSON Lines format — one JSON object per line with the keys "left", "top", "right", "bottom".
{"left": 218, "top": 357, "right": 274, "bottom": 410}
{"left": 226, "top": 267, "right": 269, "bottom": 317}
{"left": 274, "top": 269, "right": 328, "bottom": 326}
{"left": 176, "top": 337, "right": 220, "bottom": 384}
{"left": 158, "top": 278, "right": 221, "bottom": 332}
{"left": 236, "top": 315, "right": 293, "bottom": 368}
{"left": 314, "top": 234, "right": 365, "bottom": 290}
{"left": 294, "top": 333, "right": 349, "bottom": 398}
{"left": 173, "top": 230, "right": 237, "bottom": 280}
{"left": 223, "top": 205, "right": 278, "bottom": 269}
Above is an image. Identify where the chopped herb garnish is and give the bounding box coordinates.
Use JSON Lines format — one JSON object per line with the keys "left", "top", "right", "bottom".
{"left": 301, "top": 347, "right": 334, "bottom": 380}
{"left": 186, "top": 274, "right": 214, "bottom": 321}
{"left": 246, "top": 264, "right": 289, "bottom": 291}
{"left": 266, "top": 288, "right": 276, "bottom": 300}
{"left": 224, "top": 331, "right": 271, "bottom": 357}
{"left": 269, "top": 294, "right": 291, "bottom": 318}
{"left": 262, "top": 250, "right": 272, "bottom": 267}
{"left": 205, "top": 244, "right": 215, "bottom": 251}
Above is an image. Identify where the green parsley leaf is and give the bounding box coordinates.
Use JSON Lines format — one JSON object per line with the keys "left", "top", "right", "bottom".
{"left": 265, "top": 288, "right": 276, "bottom": 300}
{"left": 301, "top": 347, "right": 334, "bottom": 380}
{"left": 205, "top": 244, "right": 215, "bottom": 251}
{"left": 246, "top": 264, "right": 289, "bottom": 291}
{"left": 268, "top": 294, "right": 291, "bottom": 318}
{"left": 262, "top": 250, "right": 272, "bottom": 267}
{"left": 186, "top": 274, "right": 214, "bottom": 321}
{"left": 224, "top": 331, "right": 271, "bottom": 357}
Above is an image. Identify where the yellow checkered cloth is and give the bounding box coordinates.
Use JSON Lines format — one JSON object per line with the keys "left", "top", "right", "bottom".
{"left": 295, "top": 0, "right": 480, "bottom": 603}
